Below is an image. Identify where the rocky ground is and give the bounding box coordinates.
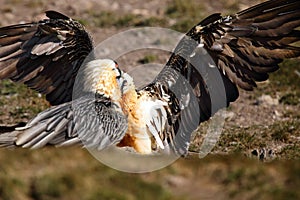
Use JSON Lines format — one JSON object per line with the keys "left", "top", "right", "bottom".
{"left": 0, "top": 0, "right": 299, "bottom": 199}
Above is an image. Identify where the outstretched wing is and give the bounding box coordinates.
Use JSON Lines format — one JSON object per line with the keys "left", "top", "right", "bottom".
{"left": 142, "top": 0, "right": 300, "bottom": 155}
{"left": 0, "top": 11, "right": 93, "bottom": 105}
{"left": 0, "top": 95, "right": 128, "bottom": 149}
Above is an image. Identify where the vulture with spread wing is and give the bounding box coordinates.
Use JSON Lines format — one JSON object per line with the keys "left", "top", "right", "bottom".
{"left": 0, "top": 0, "right": 299, "bottom": 155}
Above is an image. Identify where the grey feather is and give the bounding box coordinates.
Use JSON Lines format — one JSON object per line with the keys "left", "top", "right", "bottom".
{"left": 16, "top": 123, "right": 47, "bottom": 146}
{"left": 22, "top": 131, "right": 49, "bottom": 148}
{"left": 6, "top": 96, "right": 127, "bottom": 150}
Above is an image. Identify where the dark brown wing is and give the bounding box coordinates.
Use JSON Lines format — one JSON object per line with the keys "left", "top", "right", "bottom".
{"left": 0, "top": 11, "right": 94, "bottom": 105}
{"left": 197, "top": 0, "right": 300, "bottom": 90}
{"left": 143, "top": 0, "right": 300, "bottom": 155}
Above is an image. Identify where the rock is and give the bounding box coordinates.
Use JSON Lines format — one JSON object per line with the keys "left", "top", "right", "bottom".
{"left": 166, "top": 175, "right": 187, "bottom": 187}
{"left": 224, "top": 111, "right": 235, "bottom": 120}
{"left": 256, "top": 94, "right": 279, "bottom": 106}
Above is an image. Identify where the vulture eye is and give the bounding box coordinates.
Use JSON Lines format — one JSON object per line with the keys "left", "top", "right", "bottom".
{"left": 112, "top": 61, "right": 122, "bottom": 79}
{"left": 113, "top": 60, "right": 119, "bottom": 68}
{"left": 115, "top": 67, "right": 122, "bottom": 79}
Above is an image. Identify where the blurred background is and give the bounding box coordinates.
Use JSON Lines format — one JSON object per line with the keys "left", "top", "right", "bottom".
{"left": 0, "top": 0, "right": 299, "bottom": 199}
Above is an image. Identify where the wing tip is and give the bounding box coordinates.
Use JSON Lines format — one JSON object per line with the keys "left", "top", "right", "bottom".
{"left": 45, "top": 10, "right": 70, "bottom": 20}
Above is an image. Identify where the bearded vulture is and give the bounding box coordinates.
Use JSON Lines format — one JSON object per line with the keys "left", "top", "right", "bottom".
{"left": 0, "top": 0, "right": 299, "bottom": 156}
